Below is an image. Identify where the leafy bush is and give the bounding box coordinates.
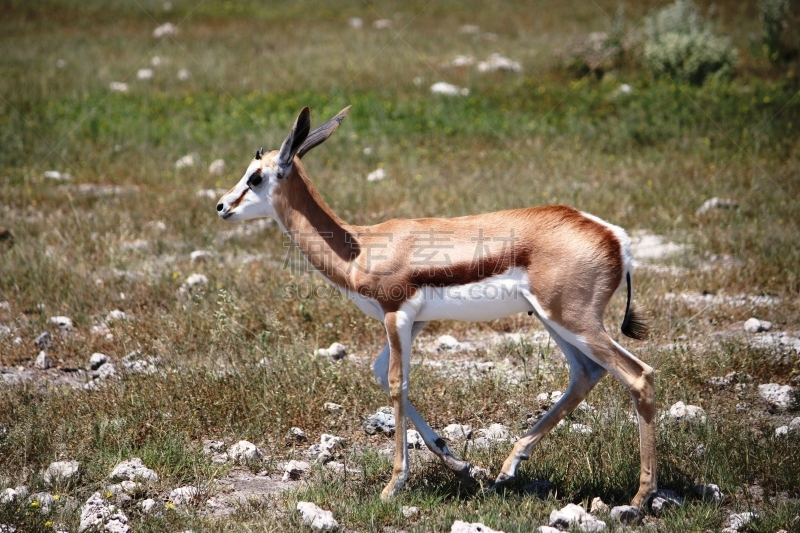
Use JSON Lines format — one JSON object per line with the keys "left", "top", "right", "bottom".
{"left": 642, "top": 0, "right": 737, "bottom": 85}
{"left": 759, "top": 0, "right": 791, "bottom": 61}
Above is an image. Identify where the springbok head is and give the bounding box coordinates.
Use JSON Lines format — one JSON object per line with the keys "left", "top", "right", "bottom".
{"left": 216, "top": 106, "right": 351, "bottom": 222}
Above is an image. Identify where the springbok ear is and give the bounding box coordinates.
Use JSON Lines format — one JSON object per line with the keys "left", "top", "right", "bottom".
{"left": 276, "top": 107, "right": 311, "bottom": 177}
{"left": 297, "top": 106, "right": 352, "bottom": 159}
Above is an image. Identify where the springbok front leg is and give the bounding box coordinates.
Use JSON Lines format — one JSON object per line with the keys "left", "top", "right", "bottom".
{"left": 497, "top": 325, "right": 607, "bottom": 485}
{"left": 373, "top": 322, "right": 472, "bottom": 480}
{"left": 380, "top": 309, "right": 414, "bottom": 500}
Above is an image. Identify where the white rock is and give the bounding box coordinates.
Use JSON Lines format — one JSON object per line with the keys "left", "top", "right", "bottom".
{"left": 430, "top": 82, "right": 469, "bottom": 96}
{"left": 776, "top": 425, "right": 789, "bottom": 436}
{"left": 536, "top": 527, "right": 561, "bottom": 533}
{"left": 372, "top": 19, "right": 392, "bottom": 29}
{"left": 442, "top": 55, "right": 476, "bottom": 68}
{"left": 460, "top": 24, "right": 480, "bottom": 34}
{"left": 208, "top": 159, "right": 226, "bottom": 175}
{"left": 476, "top": 423, "right": 512, "bottom": 442}
{"left": 758, "top": 383, "right": 796, "bottom": 410}
{"left": 151, "top": 56, "right": 162, "bottom": 66}
{"left": 93, "top": 362, "right": 117, "bottom": 380}
{"left": 549, "top": 503, "right": 587, "bottom": 528}
{"left": 43, "top": 460, "right": 80, "bottom": 485}
{"left": 287, "top": 427, "right": 308, "bottom": 442}
{"left": 366, "top": 168, "right": 386, "bottom": 182}
{"left": 35, "top": 351, "right": 51, "bottom": 370}
{"left": 441, "top": 424, "right": 472, "bottom": 440}
{"left": 109, "top": 82, "right": 129, "bottom": 93}
{"left": 727, "top": 511, "right": 758, "bottom": 531}
{"left": 297, "top": 501, "right": 339, "bottom": 530}
{"left": 136, "top": 68, "right": 153, "bottom": 80}
{"left": 175, "top": 153, "right": 199, "bottom": 169}
{"left": 169, "top": 486, "right": 199, "bottom": 505}
{"left": 107, "top": 310, "right": 127, "bottom": 322}
{"left": 477, "top": 53, "right": 522, "bottom": 73}
{"left": 790, "top": 417, "right": 800, "bottom": 432}
{"left": 363, "top": 410, "right": 395, "bottom": 435}
{"left": 451, "top": 520, "right": 505, "bottom": 533}
{"left": 324, "top": 402, "right": 343, "bottom": 412}
{"left": 618, "top": 83, "right": 633, "bottom": 94}
{"left": 177, "top": 68, "right": 191, "bottom": 81}
{"left": 651, "top": 489, "right": 683, "bottom": 516}
{"left": 43, "top": 170, "right": 72, "bottom": 181}
{"left": 153, "top": 23, "right": 178, "bottom": 38}
{"left": 49, "top": 316, "right": 74, "bottom": 330}
{"left": 407, "top": 429, "right": 424, "bottom": 449}
{"left": 609, "top": 505, "right": 643, "bottom": 524}
{"left": 590, "top": 497, "right": 609, "bottom": 514}
{"left": 348, "top": 17, "right": 363, "bottom": 28}
{"left": 0, "top": 489, "right": 18, "bottom": 504}
{"left": 570, "top": 423, "right": 593, "bottom": 434}
{"left": 436, "top": 335, "right": 463, "bottom": 351}
{"left": 79, "top": 492, "right": 120, "bottom": 532}
{"left": 744, "top": 317, "right": 772, "bottom": 333}
{"left": 139, "top": 498, "right": 163, "bottom": 516}
{"left": 696, "top": 197, "right": 738, "bottom": 217}
{"left": 314, "top": 342, "right": 347, "bottom": 360}
{"left": 109, "top": 458, "right": 159, "bottom": 482}
{"left": 282, "top": 460, "right": 311, "bottom": 481}
{"left": 90, "top": 353, "right": 109, "bottom": 370}
{"left": 693, "top": 483, "right": 723, "bottom": 502}
{"left": 668, "top": 401, "right": 707, "bottom": 423}
{"left": 320, "top": 434, "right": 345, "bottom": 453}
{"left": 203, "top": 440, "right": 225, "bottom": 455}
{"left": 227, "top": 440, "right": 263, "bottom": 463}
{"left": 402, "top": 505, "right": 421, "bottom": 518}
{"left": 180, "top": 273, "right": 209, "bottom": 293}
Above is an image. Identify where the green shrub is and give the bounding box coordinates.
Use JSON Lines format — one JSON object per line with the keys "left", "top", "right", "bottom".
{"left": 759, "top": 0, "right": 791, "bottom": 61}
{"left": 643, "top": 0, "right": 737, "bottom": 85}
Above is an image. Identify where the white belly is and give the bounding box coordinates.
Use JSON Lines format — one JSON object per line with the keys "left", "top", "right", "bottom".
{"left": 415, "top": 267, "right": 533, "bottom": 322}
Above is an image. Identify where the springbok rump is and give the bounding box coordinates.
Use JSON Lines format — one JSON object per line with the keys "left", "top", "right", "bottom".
{"left": 216, "top": 107, "right": 656, "bottom": 506}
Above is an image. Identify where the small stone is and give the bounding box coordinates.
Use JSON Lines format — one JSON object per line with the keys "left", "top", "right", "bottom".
{"left": 476, "top": 423, "right": 512, "bottom": 442}
{"left": 402, "top": 505, "right": 421, "bottom": 518}
{"left": 476, "top": 53, "right": 522, "bottom": 73}
{"left": 297, "top": 501, "right": 339, "bottom": 531}
{"left": 324, "top": 402, "right": 343, "bottom": 412}
{"left": 373, "top": 19, "right": 392, "bottom": 29}
{"left": 744, "top": 317, "right": 772, "bottom": 333}
{"left": 407, "top": 429, "right": 424, "bottom": 449}
{"left": 89, "top": 353, "right": 109, "bottom": 370}
{"left": 668, "top": 401, "right": 706, "bottom": 423}
{"left": 726, "top": 511, "right": 758, "bottom": 531}
{"left": 536, "top": 527, "right": 561, "bottom": 533}
{"left": 451, "top": 521, "right": 505, "bottom": 533}
{"left": 152, "top": 22, "right": 178, "bottom": 38}
{"left": 524, "top": 479, "right": 554, "bottom": 499}
{"left": 34, "top": 332, "right": 51, "bottom": 350}
{"left": 93, "top": 362, "right": 117, "bottom": 380}
{"left": 177, "top": 68, "right": 191, "bottom": 81}
{"left": 179, "top": 273, "right": 209, "bottom": 293}
{"left": 348, "top": 17, "right": 363, "bottom": 28}
{"left": 590, "top": 497, "right": 609, "bottom": 514}
{"left": 49, "top": 316, "right": 73, "bottom": 331}
{"left": 109, "top": 458, "right": 159, "bottom": 482}
{"left": 436, "top": 335, "right": 463, "bottom": 351}
{"left": 314, "top": 342, "right": 347, "bottom": 361}
{"left": 190, "top": 250, "right": 218, "bottom": 263}
{"left": 0, "top": 489, "right": 18, "bottom": 504}
{"left": 693, "top": 483, "right": 723, "bottom": 502}
{"left": 570, "top": 423, "right": 592, "bottom": 434}
{"left": 758, "top": 383, "right": 796, "bottom": 410}
{"left": 366, "top": 168, "right": 387, "bottom": 182}
{"left": 282, "top": 460, "right": 311, "bottom": 481}
{"left": 139, "top": 498, "right": 164, "bottom": 516}
{"left": 287, "top": 427, "right": 308, "bottom": 442}
{"left": 35, "top": 351, "right": 51, "bottom": 370}
{"left": 430, "top": 82, "right": 469, "bottom": 97}
{"left": 790, "top": 417, "right": 800, "bottom": 432}
{"left": 169, "top": 486, "right": 199, "bottom": 505}
{"left": 650, "top": 489, "right": 683, "bottom": 516}
{"left": 227, "top": 440, "right": 263, "bottom": 463}
{"left": 79, "top": 492, "right": 120, "bottom": 532}
{"left": 363, "top": 409, "right": 395, "bottom": 435}
{"left": 320, "top": 434, "right": 345, "bottom": 453}
{"left": 107, "top": 310, "right": 127, "bottom": 322}
{"left": 549, "top": 503, "right": 587, "bottom": 529}
{"left": 441, "top": 424, "right": 472, "bottom": 441}
{"left": 609, "top": 505, "right": 643, "bottom": 524}
{"left": 136, "top": 68, "right": 153, "bottom": 80}
{"left": 696, "top": 197, "right": 738, "bottom": 217}
{"left": 208, "top": 159, "right": 226, "bottom": 175}
{"left": 202, "top": 439, "right": 225, "bottom": 454}
{"left": 43, "top": 460, "right": 80, "bottom": 486}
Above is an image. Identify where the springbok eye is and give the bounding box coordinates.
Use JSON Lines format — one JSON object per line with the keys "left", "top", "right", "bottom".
{"left": 247, "top": 172, "right": 263, "bottom": 188}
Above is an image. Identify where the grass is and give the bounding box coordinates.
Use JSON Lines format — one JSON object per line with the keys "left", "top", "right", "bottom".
{"left": 1, "top": 0, "right": 800, "bottom": 531}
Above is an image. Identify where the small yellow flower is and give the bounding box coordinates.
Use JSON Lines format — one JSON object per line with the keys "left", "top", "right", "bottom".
{"left": 166, "top": 501, "right": 175, "bottom": 509}
{"left": 105, "top": 491, "right": 112, "bottom": 498}
{"left": 45, "top": 521, "right": 53, "bottom": 527}
{"left": 52, "top": 494, "right": 59, "bottom": 501}
{"left": 30, "top": 500, "right": 40, "bottom": 508}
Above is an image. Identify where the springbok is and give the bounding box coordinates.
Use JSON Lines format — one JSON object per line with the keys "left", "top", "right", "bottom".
{"left": 217, "top": 107, "right": 656, "bottom": 506}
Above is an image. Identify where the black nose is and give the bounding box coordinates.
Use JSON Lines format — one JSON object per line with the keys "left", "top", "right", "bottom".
{"left": 216, "top": 203, "right": 224, "bottom": 212}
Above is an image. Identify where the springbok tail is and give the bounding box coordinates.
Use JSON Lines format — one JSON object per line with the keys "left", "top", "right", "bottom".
{"left": 621, "top": 271, "right": 648, "bottom": 340}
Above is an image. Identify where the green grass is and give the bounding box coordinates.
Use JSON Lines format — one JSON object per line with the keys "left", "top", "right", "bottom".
{"left": 1, "top": 0, "right": 800, "bottom": 531}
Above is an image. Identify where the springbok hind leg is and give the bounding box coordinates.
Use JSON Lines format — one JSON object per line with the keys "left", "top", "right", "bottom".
{"left": 497, "top": 326, "right": 607, "bottom": 484}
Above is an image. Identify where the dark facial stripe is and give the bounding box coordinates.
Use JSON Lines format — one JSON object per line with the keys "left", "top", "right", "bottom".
{"left": 229, "top": 188, "right": 248, "bottom": 209}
